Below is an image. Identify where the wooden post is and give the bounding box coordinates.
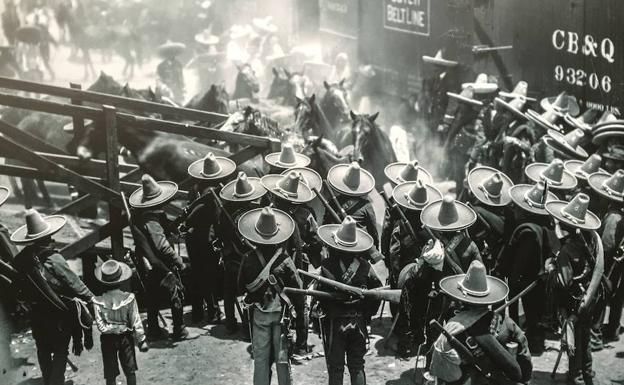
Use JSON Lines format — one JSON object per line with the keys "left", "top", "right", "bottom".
{"left": 103, "top": 105, "right": 124, "bottom": 260}
{"left": 69, "top": 83, "right": 85, "bottom": 134}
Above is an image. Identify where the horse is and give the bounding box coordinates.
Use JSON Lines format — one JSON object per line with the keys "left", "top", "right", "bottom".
{"left": 292, "top": 94, "right": 333, "bottom": 141}
{"left": 267, "top": 67, "right": 312, "bottom": 107}
{"left": 319, "top": 80, "right": 350, "bottom": 138}
{"left": 337, "top": 111, "right": 397, "bottom": 191}
{"left": 185, "top": 84, "right": 230, "bottom": 127}
{"left": 231, "top": 64, "right": 260, "bottom": 101}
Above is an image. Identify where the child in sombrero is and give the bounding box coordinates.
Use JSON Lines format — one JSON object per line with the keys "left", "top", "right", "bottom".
{"left": 93, "top": 260, "right": 148, "bottom": 385}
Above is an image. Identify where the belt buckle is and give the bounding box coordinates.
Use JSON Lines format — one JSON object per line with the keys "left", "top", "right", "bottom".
{"left": 268, "top": 274, "right": 277, "bottom": 286}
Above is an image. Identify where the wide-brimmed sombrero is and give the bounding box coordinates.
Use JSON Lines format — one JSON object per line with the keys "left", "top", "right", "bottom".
{"left": 157, "top": 41, "right": 186, "bottom": 58}
{"left": 194, "top": 29, "right": 220, "bottom": 46}
{"left": 509, "top": 181, "right": 558, "bottom": 216}
{"left": 318, "top": 216, "right": 374, "bottom": 253}
{"left": 589, "top": 112, "right": 621, "bottom": 135}
{"left": 393, "top": 180, "right": 442, "bottom": 211}
{"left": 525, "top": 109, "right": 564, "bottom": 132}
{"left": 544, "top": 128, "right": 589, "bottom": 159}
{"left": 494, "top": 96, "right": 527, "bottom": 121}
{"left": 564, "top": 155, "right": 605, "bottom": 181}
{"left": 187, "top": 153, "right": 236, "bottom": 180}
{"left": 588, "top": 170, "right": 624, "bottom": 203}
{"left": 498, "top": 81, "right": 536, "bottom": 101}
{"left": 11, "top": 209, "right": 66, "bottom": 244}
{"left": 461, "top": 73, "right": 498, "bottom": 94}
{"left": 420, "top": 195, "right": 477, "bottom": 232}
{"left": 440, "top": 260, "right": 509, "bottom": 305}
{"left": 564, "top": 108, "right": 599, "bottom": 132}
{"left": 261, "top": 172, "right": 314, "bottom": 203}
{"left": 220, "top": 171, "right": 266, "bottom": 202}
{"left": 592, "top": 130, "right": 624, "bottom": 145}
{"left": 230, "top": 24, "right": 251, "bottom": 40}
{"left": 264, "top": 143, "right": 310, "bottom": 170}
{"left": 281, "top": 167, "right": 322, "bottom": 195}
{"left": 0, "top": 186, "right": 9, "bottom": 206}
{"left": 238, "top": 206, "right": 295, "bottom": 245}
{"left": 384, "top": 160, "right": 433, "bottom": 186}
{"left": 422, "top": 49, "right": 458, "bottom": 67}
{"left": 252, "top": 16, "right": 278, "bottom": 34}
{"left": 447, "top": 86, "right": 483, "bottom": 107}
{"left": 540, "top": 92, "right": 580, "bottom": 117}
{"left": 545, "top": 193, "right": 601, "bottom": 230}
{"left": 95, "top": 260, "right": 132, "bottom": 286}
{"left": 525, "top": 159, "right": 578, "bottom": 190}
{"left": 129, "top": 174, "right": 178, "bottom": 208}
{"left": 467, "top": 166, "right": 513, "bottom": 207}
{"left": 327, "top": 162, "right": 375, "bottom": 197}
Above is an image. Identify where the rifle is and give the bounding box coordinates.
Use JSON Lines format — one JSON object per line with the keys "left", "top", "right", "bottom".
{"left": 379, "top": 189, "right": 418, "bottom": 242}
{"left": 283, "top": 287, "right": 349, "bottom": 301}
{"left": 312, "top": 186, "right": 341, "bottom": 223}
{"left": 120, "top": 192, "right": 148, "bottom": 293}
{"left": 298, "top": 269, "right": 401, "bottom": 304}
{"left": 324, "top": 180, "right": 347, "bottom": 220}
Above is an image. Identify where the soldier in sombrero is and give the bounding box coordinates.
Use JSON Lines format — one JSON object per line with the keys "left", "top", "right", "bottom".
{"left": 156, "top": 40, "right": 186, "bottom": 104}
{"left": 543, "top": 192, "right": 603, "bottom": 385}
{"left": 182, "top": 153, "right": 236, "bottom": 324}
{"left": 12, "top": 209, "right": 95, "bottom": 385}
{"left": 261, "top": 170, "right": 322, "bottom": 356}
{"left": 316, "top": 216, "right": 382, "bottom": 385}
{"left": 129, "top": 174, "right": 194, "bottom": 341}
{"left": 430, "top": 260, "right": 532, "bottom": 385}
{"left": 238, "top": 205, "right": 302, "bottom": 385}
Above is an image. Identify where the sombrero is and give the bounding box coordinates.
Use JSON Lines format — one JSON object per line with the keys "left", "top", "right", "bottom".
{"left": 544, "top": 128, "right": 589, "bottom": 159}
{"left": 393, "top": 180, "right": 442, "bottom": 211}
{"left": 238, "top": 206, "right": 295, "bottom": 245}
{"left": 467, "top": 166, "right": 513, "bottom": 207}
{"left": 422, "top": 49, "right": 458, "bottom": 67}
{"left": 509, "top": 181, "right": 558, "bottom": 216}
{"left": 252, "top": 17, "right": 278, "bottom": 34}
{"left": 95, "top": 260, "right": 132, "bottom": 286}
{"left": 15, "top": 26, "right": 42, "bottom": 44}
{"left": 545, "top": 193, "right": 601, "bottom": 230}
{"left": 281, "top": 167, "right": 322, "bottom": 195}
{"left": 588, "top": 170, "right": 624, "bottom": 203}
{"left": 525, "top": 108, "right": 564, "bottom": 132}
{"left": 420, "top": 195, "right": 477, "bottom": 232}
{"left": 157, "top": 41, "right": 186, "bottom": 58}
{"left": 592, "top": 130, "right": 624, "bottom": 145}
{"left": 564, "top": 108, "right": 599, "bottom": 132}
{"left": 220, "top": 171, "right": 266, "bottom": 202}
{"left": 564, "top": 154, "right": 605, "bottom": 181}
{"left": 525, "top": 159, "right": 578, "bottom": 190}
{"left": 128, "top": 174, "right": 178, "bottom": 208}
{"left": 439, "top": 260, "right": 509, "bottom": 305}
{"left": 318, "top": 216, "right": 373, "bottom": 253}
{"left": 261, "top": 172, "right": 314, "bottom": 203}
{"left": 447, "top": 86, "right": 483, "bottom": 107}
{"left": 494, "top": 96, "right": 528, "bottom": 121}
{"left": 327, "top": 162, "right": 375, "bottom": 197}
{"left": 187, "top": 153, "right": 236, "bottom": 180}
{"left": 11, "top": 209, "right": 66, "bottom": 244}
{"left": 384, "top": 160, "right": 433, "bottom": 186}
{"left": 230, "top": 24, "right": 251, "bottom": 40}
{"left": 194, "top": 29, "right": 220, "bottom": 46}
{"left": 499, "top": 81, "right": 535, "bottom": 101}
{"left": 589, "top": 111, "right": 620, "bottom": 134}
{"left": 264, "top": 143, "right": 310, "bottom": 170}
{"left": 461, "top": 73, "right": 498, "bottom": 94}
{"left": 0, "top": 186, "right": 9, "bottom": 206}
{"left": 540, "top": 92, "right": 580, "bottom": 117}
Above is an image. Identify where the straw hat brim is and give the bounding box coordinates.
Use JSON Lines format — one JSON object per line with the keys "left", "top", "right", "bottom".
{"left": 467, "top": 167, "right": 514, "bottom": 207}
{"left": 392, "top": 182, "right": 442, "bottom": 211}
{"left": 219, "top": 177, "right": 266, "bottom": 202}
{"left": 252, "top": 18, "right": 278, "bottom": 33}
{"left": 564, "top": 114, "right": 593, "bottom": 131}
{"left": 543, "top": 135, "right": 589, "bottom": 159}
{"left": 195, "top": 34, "right": 219, "bottom": 46}
{"left": 592, "top": 130, "right": 624, "bottom": 145}
{"left": 588, "top": 172, "right": 624, "bottom": 203}
{"left": 327, "top": 164, "right": 375, "bottom": 197}
{"left": 494, "top": 97, "right": 527, "bottom": 121}
{"left": 498, "top": 90, "right": 536, "bottom": 101}
{"left": 384, "top": 163, "right": 433, "bottom": 186}
{"left": 447, "top": 91, "right": 483, "bottom": 107}
{"left": 128, "top": 181, "right": 178, "bottom": 208}
{"left": 11, "top": 215, "right": 66, "bottom": 244}
{"left": 602, "top": 150, "right": 624, "bottom": 162}
{"left": 95, "top": 263, "right": 133, "bottom": 286}
{"left": 439, "top": 274, "right": 509, "bottom": 305}
{"left": 545, "top": 200, "right": 601, "bottom": 230}
{"left": 524, "top": 163, "right": 578, "bottom": 190}
{"left": 564, "top": 160, "right": 605, "bottom": 181}
{"left": 590, "top": 121, "right": 624, "bottom": 134}
{"left": 525, "top": 109, "right": 563, "bottom": 132}
{"left": 0, "top": 186, "right": 9, "bottom": 206}
{"left": 264, "top": 152, "right": 311, "bottom": 170}
{"left": 422, "top": 55, "right": 458, "bottom": 67}
{"left": 509, "top": 184, "right": 558, "bottom": 216}
{"left": 238, "top": 208, "right": 294, "bottom": 245}
{"left": 540, "top": 96, "right": 580, "bottom": 117}
{"left": 420, "top": 199, "right": 477, "bottom": 232}
{"left": 157, "top": 42, "right": 186, "bottom": 58}
{"left": 187, "top": 157, "right": 236, "bottom": 180}
{"left": 261, "top": 174, "right": 314, "bottom": 203}
{"left": 317, "top": 224, "right": 373, "bottom": 253}
{"left": 281, "top": 167, "right": 322, "bottom": 195}
{"left": 461, "top": 82, "right": 498, "bottom": 94}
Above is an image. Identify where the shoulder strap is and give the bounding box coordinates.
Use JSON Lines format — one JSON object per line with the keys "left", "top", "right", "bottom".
{"left": 339, "top": 258, "right": 361, "bottom": 285}
{"left": 341, "top": 197, "right": 369, "bottom": 216}
{"left": 245, "top": 247, "right": 283, "bottom": 293}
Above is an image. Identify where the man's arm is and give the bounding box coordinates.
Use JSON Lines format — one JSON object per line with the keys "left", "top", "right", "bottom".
{"left": 145, "top": 220, "right": 184, "bottom": 269}
{"left": 48, "top": 253, "right": 94, "bottom": 301}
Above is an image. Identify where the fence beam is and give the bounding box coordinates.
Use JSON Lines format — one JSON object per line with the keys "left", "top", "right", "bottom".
{"left": 103, "top": 106, "right": 124, "bottom": 260}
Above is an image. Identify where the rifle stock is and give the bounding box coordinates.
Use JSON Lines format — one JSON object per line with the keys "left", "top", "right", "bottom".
{"left": 312, "top": 186, "right": 342, "bottom": 223}
{"left": 324, "top": 180, "right": 347, "bottom": 219}
{"left": 379, "top": 189, "right": 418, "bottom": 242}
{"left": 120, "top": 191, "right": 147, "bottom": 292}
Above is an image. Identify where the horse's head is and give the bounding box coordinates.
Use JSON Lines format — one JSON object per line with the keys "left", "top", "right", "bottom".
{"left": 235, "top": 63, "right": 260, "bottom": 95}
{"left": 87, "top": 71, "right": 123, "bottom": 94}
{"left": 204, "top": 84, "right": 230, "bottom": 114}
{"left": 71, "top": 120, "right": 103, "bottom": 161}
{"left": 322, "top": 79, "right": 350, "bottom": 122}
{"left": 293, "top": 94, "right": 316, "bottom": 137}
{"left": 268, "top": 66, "right": 290, "bottom": 99}
{"left": 349, "top": 110, "right": 380, "bottom": 161}
{"left": 301, "top": 134, "right": 345, "bottom": 176}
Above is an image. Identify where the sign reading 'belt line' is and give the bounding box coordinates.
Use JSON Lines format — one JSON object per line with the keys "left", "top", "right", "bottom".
{"left": 383, "top": 0, "right": 430, "bottom": 36}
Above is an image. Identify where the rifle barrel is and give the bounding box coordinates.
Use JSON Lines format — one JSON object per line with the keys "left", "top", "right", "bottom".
{"left": 324, "top": 180, "right": 347, "bottom": 219}
{"left": 379, "top": 190, "right": 418, "bottom": 241}
{"left": 312, "top": 186, "right": 342, "bottom": 223}
{"left": 283, "top": 287, "right": 347, "bottom": 300}
{"left": 298, "top": 269, "right": 364, "bottom": 297}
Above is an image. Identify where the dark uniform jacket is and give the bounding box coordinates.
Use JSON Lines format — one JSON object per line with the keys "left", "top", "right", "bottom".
{"left": 387, "top": 216, "right": 429, "bottom": 286}
{"left": 135, "top": 209, "right": 184, "bottom": 281}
